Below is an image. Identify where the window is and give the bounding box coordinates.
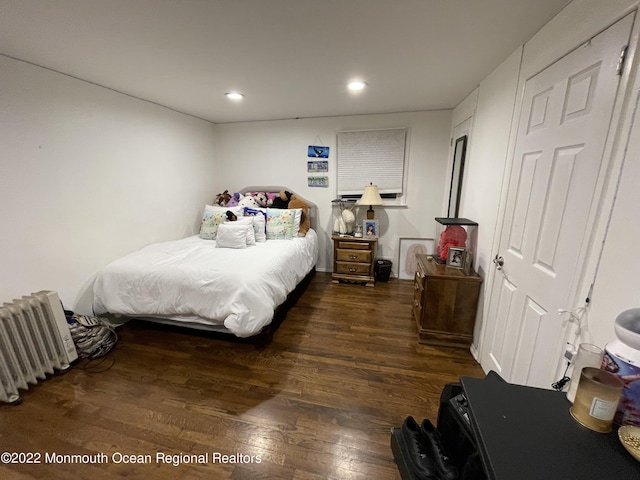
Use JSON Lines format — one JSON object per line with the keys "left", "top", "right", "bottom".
{"left": 337, "top": 128, "right": 407, "bottom": 199}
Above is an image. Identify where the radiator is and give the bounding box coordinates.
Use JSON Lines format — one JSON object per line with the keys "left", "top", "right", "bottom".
{"left": 0, "top": 291, "right": 78, "bottom": 404}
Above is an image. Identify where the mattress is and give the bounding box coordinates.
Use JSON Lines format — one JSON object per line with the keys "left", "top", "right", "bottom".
{"left": 93, "top": 229, "right": 318, "bottom": 337}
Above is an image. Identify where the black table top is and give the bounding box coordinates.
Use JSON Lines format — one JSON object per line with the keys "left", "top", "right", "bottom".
{"left": 461, "top": 371, "right": 640, "bottom": 480}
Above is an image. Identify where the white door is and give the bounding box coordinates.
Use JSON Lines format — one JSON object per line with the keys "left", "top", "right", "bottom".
{"left": 480, "top": 15, "right": 633, "bottom": 388}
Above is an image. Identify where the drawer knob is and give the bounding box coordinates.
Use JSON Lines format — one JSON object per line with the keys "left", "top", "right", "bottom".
{"left": 349, "top": 268, "right": 356, "bottom": 273}
{"left": 349, "top": 254, "right": 357, "bottom": 259}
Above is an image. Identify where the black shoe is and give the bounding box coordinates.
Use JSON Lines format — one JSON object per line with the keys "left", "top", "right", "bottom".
{"left": 420, "top": 419, "right": 459, "bottom": 480}
{"left": 397, "top": 416, "right": 435, "bottom": 479}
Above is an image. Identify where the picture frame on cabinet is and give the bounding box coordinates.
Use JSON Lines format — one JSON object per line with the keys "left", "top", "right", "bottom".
{"left": 447, "top": 247, "right": 465, "bottom": 268}
{"left": 363, "top": 219, "right": 378, "bottom": 238}
{"left": 398, "top": 237, "right": 435, "bottom": 280}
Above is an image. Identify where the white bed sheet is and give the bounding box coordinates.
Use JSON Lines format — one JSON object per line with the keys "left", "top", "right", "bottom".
{"left": 93, "top": 229, "right": 318, "bottom": 337}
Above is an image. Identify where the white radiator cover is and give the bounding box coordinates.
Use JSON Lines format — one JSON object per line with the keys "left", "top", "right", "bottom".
{"left": 0, "top": 290, "right": 78, "bottom": 404}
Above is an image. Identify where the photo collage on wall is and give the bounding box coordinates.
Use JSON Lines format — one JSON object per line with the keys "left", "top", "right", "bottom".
{"left": 307, "top": 145, "right": 329, "bottom": 187}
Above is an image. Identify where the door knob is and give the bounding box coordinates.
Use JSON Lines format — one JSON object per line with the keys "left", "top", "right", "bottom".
{"left": 493, "top": 254, "right": 504, "bottom": 271}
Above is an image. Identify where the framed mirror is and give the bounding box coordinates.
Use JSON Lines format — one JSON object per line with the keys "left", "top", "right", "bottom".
{"left": 447, "top": 135, "right": 467, "bottom": 217}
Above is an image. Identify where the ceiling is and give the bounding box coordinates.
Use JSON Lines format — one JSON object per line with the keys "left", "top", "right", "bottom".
{"left": 0, "top": 0, "right": 571, "bottom": 124}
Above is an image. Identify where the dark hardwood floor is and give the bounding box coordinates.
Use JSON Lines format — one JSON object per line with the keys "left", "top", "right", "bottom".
{"left": 0, "top": 272, "right": 484, "bottom": 479}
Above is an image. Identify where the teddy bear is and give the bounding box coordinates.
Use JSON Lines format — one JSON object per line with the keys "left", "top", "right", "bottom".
{"left": 271, "top": 190, "right": 292, "bottom": 209}
{"left": 226, "top": 192, "right": 243, "bottom": 207}
{"left": 435, "top": 225, "right": 468, "bottom": 261}
{"left": 288, "top": 194, "right": 310, "bottom": 236}
{"left": 214, "top": 190, "right": 231, "bottom": 206}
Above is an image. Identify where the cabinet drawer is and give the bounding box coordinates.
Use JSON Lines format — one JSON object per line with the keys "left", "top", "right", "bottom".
{"left": 336, "top": 249, "right": 371, "bottom": 263}
{"left": 335, "top": 240, "right": 372, "bottom": 250}
{"left": 335, "top": 261, "right": 371, "bottom": 275}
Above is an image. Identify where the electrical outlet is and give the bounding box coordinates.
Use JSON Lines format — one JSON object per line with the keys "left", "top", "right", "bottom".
{"left": 564, "top": 345, "right": 577, "bottom": 362}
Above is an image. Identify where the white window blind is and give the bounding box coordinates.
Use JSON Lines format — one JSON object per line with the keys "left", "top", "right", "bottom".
{"left": 337, "top": 128, "right": 407, "bottom": 195}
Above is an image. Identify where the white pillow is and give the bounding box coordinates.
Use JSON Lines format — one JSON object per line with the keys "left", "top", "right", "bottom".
{"left": 238, "top": 215, "right": 266, "bottom": 243}
{"left": 291, "top": 208, "right": 302, "bottom": 236}
{"left": 216, "top": 222, "right": 248, "bottom": 249}
{"left": 252, "top": 215, "right": 267, "bottom": 242}
{"left": 235, "top": 218, "right": 256, "bottom": 245}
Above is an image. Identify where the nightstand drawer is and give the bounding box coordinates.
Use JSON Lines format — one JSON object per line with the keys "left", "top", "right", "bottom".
{"left": 335, "top": 240, "right": 372, "bottom": 250}
{"left": 336, "top": 249, "right": 372, "bottom": 263}
{"left": 335, "top": 261, "right": 371, "bottom": 275}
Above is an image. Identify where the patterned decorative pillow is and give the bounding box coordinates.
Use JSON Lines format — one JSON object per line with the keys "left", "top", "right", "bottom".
{"left": 199, "top": 205, "right": 244, "bottom": 240}
{"left": 266, "top": 208, "right": 297, "bottom": 240}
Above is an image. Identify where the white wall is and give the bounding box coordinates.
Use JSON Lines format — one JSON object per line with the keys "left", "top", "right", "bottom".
{"left": 0, "top": 55, "right": 217, "bottom": 313}
{"left": 451, "top": 49, "right": 524, "bottom": 356}
{"left": 457, "top": 48, "right": 523, "bottom": 279}
{"left": 454, "top": 0, "right": 640, "bottom": 371}
{"left": 587, "top": 92, "right": 640, "bottom": 345}
{"left": 215, "top": 111, "right": 453, "bottom": 274}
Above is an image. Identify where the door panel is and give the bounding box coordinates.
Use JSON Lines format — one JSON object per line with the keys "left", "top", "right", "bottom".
{"left": 481, "top": 14, "right": 633, "bottom": 388}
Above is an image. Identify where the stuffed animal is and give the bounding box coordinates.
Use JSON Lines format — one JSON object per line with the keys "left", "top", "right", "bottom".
{"left": 288, "top": 194, "right": 310, "bottom": 236}
{"left": 341, "top": 204, "right": 356, "bottom": 234}
{"left": 238, "top": 195, "right": 260, "bottom": 209}
{"left": 225, "top": 210, "right": 237, "bottom": 221}
{"left": 226, "top": 192, "right": 244, "bottom": 207}
{"left": 265, "top": 192, "right": 277, "bottom": 207}
{"left": 253, "top": 192, "right": 268, "bottom": 207}
{"left": 271, "top": 190, "right": 292, "bottom": 209}
{"left": 214, "top": 190, "right": 231, "bottom": 207}
{"left": 436, "top": 225, "right": 468, "bottom": 261}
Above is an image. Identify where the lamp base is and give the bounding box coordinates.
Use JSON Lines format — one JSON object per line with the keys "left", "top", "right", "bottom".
{"left": 366, "top": 207, "right": 375, "bottom": 220}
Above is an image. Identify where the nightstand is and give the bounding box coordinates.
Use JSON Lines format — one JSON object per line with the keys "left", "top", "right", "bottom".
{"left": 331, "top": 235, "right": 377, "bottom": 287}
{"left": 413, "top": 254, "right": 482, "bottom": 348}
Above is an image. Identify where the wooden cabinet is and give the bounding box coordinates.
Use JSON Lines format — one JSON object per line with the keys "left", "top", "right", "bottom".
{"left": 413, "top": 254, "right": 482, "bottom": 348}
{"left": 332, "top": 235, "right": 377, "bottom": 287}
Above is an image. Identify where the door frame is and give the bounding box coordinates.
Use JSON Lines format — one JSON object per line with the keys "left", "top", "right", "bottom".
{"left": 477, "top": 9, "right": 640, "bottom": 383}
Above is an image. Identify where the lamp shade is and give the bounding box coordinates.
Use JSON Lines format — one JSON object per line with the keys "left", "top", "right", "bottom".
{"left": 359, "top": 184, "right": 383, "bottom": 206}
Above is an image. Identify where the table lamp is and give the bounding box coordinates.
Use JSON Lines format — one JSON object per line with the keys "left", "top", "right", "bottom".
{"left": 359, "top": 183, "right": 383, "bottom": 219}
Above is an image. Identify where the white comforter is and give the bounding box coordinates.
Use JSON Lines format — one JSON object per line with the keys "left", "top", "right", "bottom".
{"left": 93, "top": 229, "right": 318, "bottom": 337}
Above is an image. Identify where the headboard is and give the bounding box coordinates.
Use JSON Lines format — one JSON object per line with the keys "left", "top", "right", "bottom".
{"left": 240, "top": 186, "right": 317, "bottom": 231}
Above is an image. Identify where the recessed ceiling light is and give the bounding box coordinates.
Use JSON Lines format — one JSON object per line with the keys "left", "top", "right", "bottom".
{"left": 225, "top": 92, "right": 244, "bottom": 100}
{"left": 347, "top": 81, "right": 367, "bottom": 91}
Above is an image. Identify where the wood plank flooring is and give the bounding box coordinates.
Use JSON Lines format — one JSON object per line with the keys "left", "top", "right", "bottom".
{"left": 0, "top": 272, "right": 484, "bottom": 479}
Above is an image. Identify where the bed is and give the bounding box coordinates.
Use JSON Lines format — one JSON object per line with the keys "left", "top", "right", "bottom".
{"left": 93, "top": 188, "right": 318, "bottom": 338}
